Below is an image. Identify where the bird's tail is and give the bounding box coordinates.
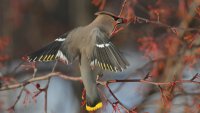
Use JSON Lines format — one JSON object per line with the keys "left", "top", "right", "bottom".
{"left": 25, "top": 37, "right": 69, "bottom": 64}
{"left": 80, "top": 56, "right": 103, "bottom": 111}
{"left": 85, "top": 94, "right": 102, "bottom": 111}
{"left": 82, "top": 73, "right": 103, "bottom": 112}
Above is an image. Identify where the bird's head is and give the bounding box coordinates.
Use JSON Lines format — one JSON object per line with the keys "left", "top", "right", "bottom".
{"left": 95, "top": 11, "right": 127, "bottom": 24}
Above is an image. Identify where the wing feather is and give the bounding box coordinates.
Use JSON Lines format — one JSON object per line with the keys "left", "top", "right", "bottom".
{"left": 27, "top": 33, "right": 72, "bottom": 64}
{"left": 90, "top": 28, "right": 129, "bottom": 72}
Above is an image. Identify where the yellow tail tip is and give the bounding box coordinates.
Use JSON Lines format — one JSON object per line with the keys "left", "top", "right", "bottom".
{"left": 86, "top": 102, "right": 103, "bottom": 111}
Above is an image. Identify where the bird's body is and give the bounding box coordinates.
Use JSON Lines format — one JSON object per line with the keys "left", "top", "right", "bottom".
{"left": 61, "top": 14, "right": 115, "bottom": 62}
{"left": 26, "top": 11, "right": 129, "bottom": 111}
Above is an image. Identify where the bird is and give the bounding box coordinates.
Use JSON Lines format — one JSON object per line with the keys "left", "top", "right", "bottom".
{"left": 25, "top": 11, "right": 129, "bottom": 111}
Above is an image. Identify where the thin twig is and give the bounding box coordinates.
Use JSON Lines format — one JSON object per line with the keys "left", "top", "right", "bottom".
{"left": 44, "top": 61, "right": 57, "bottom": 113}
{"left": 0, "top": 72, "right": 81, "bottom": 91}
{"left": 7, "top": 86, "right": 25, "bottom": 111}
{"left": 44, "top": 77, "right": 51, "bottom": 113}
{"left": 106, "top": 83, "right": 130, "bottom": 113}
{"left": 52, "top": 61, "right": 58, "bottom": 72}
{"left": 119, "top": 0, "right": 128, "bottom": 17}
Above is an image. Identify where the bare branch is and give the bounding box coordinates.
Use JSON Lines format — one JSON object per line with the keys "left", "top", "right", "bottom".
{"left": 0, "top": 72, "right": 81, "bottom": 91}
{"left": 7, "top": 86, "right": 25, "bottom": 112}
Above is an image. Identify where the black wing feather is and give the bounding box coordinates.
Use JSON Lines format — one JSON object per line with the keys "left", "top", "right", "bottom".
{"left": 27, "top": 41, "right": 61, "bottom": 62}
{"left": 27, "top": 33, "right": 70, "bottom": 63}
{"left": 91, "top": 28, "right": 129, "bottom": 72}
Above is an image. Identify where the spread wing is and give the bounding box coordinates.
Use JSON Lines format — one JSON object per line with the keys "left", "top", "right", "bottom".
{"left": 90, "top": 28, "right": 129, "bottom": 72}
{"left": 26, "top": 33, "right": 71, "bottom": 64}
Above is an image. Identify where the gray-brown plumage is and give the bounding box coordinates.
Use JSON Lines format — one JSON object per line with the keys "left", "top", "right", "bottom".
{"left": 26, "top": 11, "right": 129, "bottom": 111}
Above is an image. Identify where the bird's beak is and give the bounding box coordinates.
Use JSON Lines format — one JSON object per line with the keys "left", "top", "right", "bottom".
{"left": 116, "top": 18, "right": 127, "bottom": 24}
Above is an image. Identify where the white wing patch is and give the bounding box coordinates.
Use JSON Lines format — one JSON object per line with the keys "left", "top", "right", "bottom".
{"left": 56, "top": 50, "right": 68, "bottom": 64}
{"left": 96, "top": 43, "right": 110, "bottom": 48}
{"left": 55, "top": 38, "right": 65, "bottom": 42}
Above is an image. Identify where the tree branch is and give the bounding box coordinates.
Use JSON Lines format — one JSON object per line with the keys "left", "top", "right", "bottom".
{"left": 0, "top": 72, "right": 82, "bottom": 91}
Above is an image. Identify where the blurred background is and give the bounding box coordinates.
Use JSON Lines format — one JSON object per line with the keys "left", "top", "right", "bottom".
{"left": 0, "top": 0, "right": 200, "bottom": 113}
